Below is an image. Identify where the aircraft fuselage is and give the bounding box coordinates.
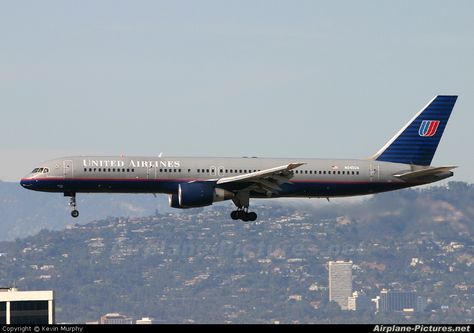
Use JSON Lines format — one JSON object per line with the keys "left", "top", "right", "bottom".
{"left": 20, "top": 156, "right": 451, "bottom": 197}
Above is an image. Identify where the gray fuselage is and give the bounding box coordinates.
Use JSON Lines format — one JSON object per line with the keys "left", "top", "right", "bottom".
{"left": 20, "top": 156, "right": 452, "bottom": 198}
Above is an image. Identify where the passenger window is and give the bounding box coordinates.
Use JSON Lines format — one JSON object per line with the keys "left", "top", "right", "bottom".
{"left": 337, "top": 171, "right": 341, "bottom": 175}
{"left": 305, "top": 170, "right": 308, "bottom": 174}
{"left": 127, "top": 169, "right": 130, "bottom": 172}
{"left": 84, "top": 168, "right": 87, "bottom": 172}
{"left": 132, "top": 169, "right": 135, "bottom": 172}
{"left": 89, "top": 168, "right": 92, "bottom": 172}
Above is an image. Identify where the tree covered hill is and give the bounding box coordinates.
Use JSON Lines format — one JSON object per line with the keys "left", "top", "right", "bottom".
{"left": 0, "top": 182, "right": 472, "bottom": 323}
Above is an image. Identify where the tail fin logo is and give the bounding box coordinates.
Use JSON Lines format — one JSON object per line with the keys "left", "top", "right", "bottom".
{"left": 419, "top": 120, "right": 440, "bottom": 137}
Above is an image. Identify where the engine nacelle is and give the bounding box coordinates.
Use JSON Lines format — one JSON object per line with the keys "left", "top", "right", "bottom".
{"left": 168, "top": 182, "right": 234, "bottom": 209}
{"left": 168, "top": 194, "right": 185, "bottom": 209}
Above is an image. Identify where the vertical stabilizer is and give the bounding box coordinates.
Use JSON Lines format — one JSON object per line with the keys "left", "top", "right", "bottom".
{"left": 372, "top": 95, "right": 457, "bottom": 166}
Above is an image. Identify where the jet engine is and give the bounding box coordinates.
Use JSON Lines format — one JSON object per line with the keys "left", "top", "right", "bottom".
{"left": 168, "top": 182, "right": 234, "bottom": 209}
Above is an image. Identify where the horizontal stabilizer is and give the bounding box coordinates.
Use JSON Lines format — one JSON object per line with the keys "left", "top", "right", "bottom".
{"left": 393, "top": 166, "right": 457, "bottom": 181}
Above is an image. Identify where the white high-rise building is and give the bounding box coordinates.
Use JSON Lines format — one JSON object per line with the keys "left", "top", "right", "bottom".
{"left": 0, "top": 287, "right": 54, "bottom": 324}
{"left": 328, "top": 261, "right": 353, "bottom": 310}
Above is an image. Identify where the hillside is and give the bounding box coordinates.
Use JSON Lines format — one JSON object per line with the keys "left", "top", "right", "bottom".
{"left": 0, "top": 181, "right": 171, "bottom": 241}
{"left": 0, "top": 182, "right": 473, "bottom": 323}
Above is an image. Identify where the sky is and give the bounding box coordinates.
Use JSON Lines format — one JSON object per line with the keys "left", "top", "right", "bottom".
{"left": 1, "top": 1, "right": 473, "bottom": 182}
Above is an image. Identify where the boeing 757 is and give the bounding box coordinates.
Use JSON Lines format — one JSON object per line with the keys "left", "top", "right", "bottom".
{"left": 21, "top": 95, "right": 457, "bottom": 221}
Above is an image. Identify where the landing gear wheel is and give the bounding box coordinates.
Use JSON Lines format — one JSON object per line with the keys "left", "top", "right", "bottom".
{"left": 230, "top": 209, "right": 258, "bottom": 222}
{"left": 248, "top": 212, "right": 257, "bottom": 221}
{"left": 66, "top": 193, "right": 79, "bottom": 218}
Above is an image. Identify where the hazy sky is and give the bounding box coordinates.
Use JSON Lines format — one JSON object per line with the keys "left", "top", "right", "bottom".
{"left": 1, "top": 1, "right": 473, "bottom": 182}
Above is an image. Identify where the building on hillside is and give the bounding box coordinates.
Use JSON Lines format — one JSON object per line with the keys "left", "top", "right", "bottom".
{"left": 347, "top": 291, "right": 372, "bottom": 311}
{"left": 378, "top": 289, "right": 419, "bottom": 312}
{"left": 328, "top": 261, "right": 353, "bottom": 310}
{"left": 99, "top": 312, "right": 133, "bottom": 324}
{"left": 136, "top": 317, "right": 154, "bottom": 324}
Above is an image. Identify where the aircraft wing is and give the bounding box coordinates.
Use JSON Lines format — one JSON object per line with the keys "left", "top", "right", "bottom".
{"left": 216, "top": 162, "right": 305, "bottom": 194}
{"left": 393, "top": 166, "right": 457, "bottom": 181}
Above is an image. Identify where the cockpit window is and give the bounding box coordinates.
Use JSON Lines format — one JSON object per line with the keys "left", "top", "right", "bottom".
{"left": 31, "top": 168, "right": 46, "bottom": 174}
{"left": 43, "top": 168, "right": 49, "bottom": 173}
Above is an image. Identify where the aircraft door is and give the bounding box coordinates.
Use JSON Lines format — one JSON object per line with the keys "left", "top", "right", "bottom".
{"left": 63, "top": 160, "right": 73, "bottom": 178}
{"left": 369, "top": 164, "right": 380, "bottom": 182}
{"left": 147, "top": 165, "right": 156, "bottom": 179}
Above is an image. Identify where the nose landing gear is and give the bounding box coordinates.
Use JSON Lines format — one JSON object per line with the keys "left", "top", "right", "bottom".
{"left": 66, "top": 193, "right": 79, "bottom": 218}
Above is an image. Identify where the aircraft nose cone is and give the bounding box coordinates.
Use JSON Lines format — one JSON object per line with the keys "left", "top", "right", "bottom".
{"left": 20, "top": 178, "right": 34, "bottom": 188}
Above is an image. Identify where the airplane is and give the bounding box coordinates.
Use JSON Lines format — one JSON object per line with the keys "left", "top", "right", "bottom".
{"left": 21, "top": 95, "right": 457, "bottom": 221}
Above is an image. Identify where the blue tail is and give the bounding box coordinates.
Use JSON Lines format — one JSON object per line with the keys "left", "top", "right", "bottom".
{"left": 372, "top": 95, "right": 457, "bottom": 166}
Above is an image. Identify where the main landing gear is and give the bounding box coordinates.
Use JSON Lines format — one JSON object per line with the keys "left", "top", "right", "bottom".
{"left": 66, "top": 193, "right": 79, "bottom": 218}
{"left": 231, "top": 191, "right": 257, "bottom": 221}
{"left": 230, "top": 209, "right": 257, "bottom": 222}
